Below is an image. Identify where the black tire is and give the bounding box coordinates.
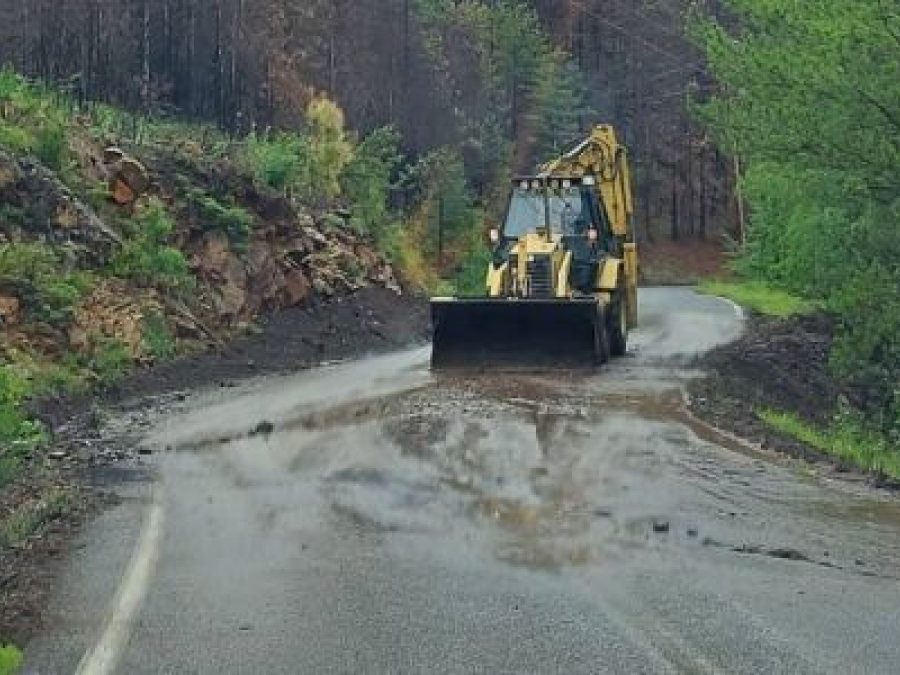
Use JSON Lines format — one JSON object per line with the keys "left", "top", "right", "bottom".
{"left": 608, "top": 295, "right": 628, "bottom": 358}
{"left": 593, "top": 306, "right": 610, "bottom": 366}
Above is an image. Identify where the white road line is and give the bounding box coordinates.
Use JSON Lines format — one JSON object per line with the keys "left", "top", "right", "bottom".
{"left": 715, "top": 295, "right": 745, "bottom": 319}
{"left": 75, "top": 488, "right": 164, "bottom": 675}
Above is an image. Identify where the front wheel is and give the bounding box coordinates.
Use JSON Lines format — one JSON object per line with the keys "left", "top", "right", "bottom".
{"left": 608, "top": 295, "right": 628, "bottom": 358}
{"left": 593, "top": 306, "right": 610, "bottom": 366}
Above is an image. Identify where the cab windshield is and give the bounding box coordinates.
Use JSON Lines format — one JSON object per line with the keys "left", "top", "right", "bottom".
{"left": 503, "top": 187, "right": 591, "bottom": 238}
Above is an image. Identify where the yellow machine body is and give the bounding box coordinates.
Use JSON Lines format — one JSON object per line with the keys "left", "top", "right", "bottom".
{"left": 431, "top": 125, "right": 639, "bottom": 369}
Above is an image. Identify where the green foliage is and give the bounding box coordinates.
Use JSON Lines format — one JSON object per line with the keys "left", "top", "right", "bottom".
{"left": 193, "top": 194, "right": 254, "bottom": 247}
{"left": 452, "top": 243, "right": 491, "bottom": 296}
{"left": 406, "top": 148, "right": 482, "bottom": 263}
{"left": 306, "top": 98, "right": 354, "bottom": 199}
{"left": 0, "top": 367, "right": 45, "bottom": 487}
{"left": 0, "top": 244, "right": 91, "bottom": 323}
{"left": 0, "top": 644, "right": 23, "bottom": 675}
{"left": 84, "top": 337, "right": 131, "bottom": 385}
{"left": 242, "top": 98, "right": 353, "bottom": 202}
{"left": 413, "top": 0, "right": 588, "bottom": 178}
{"left": 341, "top": 127, "right": 403, "bottom": 234}
{"left": 0, "top": 68, "right": 69, "bottom": 169}
{"left": 142, "top": 311, "right": 176, "bottom": 361}
{"left": 698, "top": 280, "right": 820, "bottom": 318}
{"left": 34, "top": 122, "right": 67, "bottom": 171}
{"left": 693, "top": 0, "right": 900, "bottom": 434}
{"left": 112, "top": 200, "right": 192, "bottom": 292}
{"left": 243, "top": 132, "right": 308, "bottom": 191}
{"left": 0, "top": 205, "right": 26, "bottom": 226}
{"left": 759, "top": 409, "right": 900, "bottom": 480}
{"left": 0, "top": 124, "right": 31, "bottom": 153}
{"left": 0, "top": 488, "right": 71, "bottom": 549}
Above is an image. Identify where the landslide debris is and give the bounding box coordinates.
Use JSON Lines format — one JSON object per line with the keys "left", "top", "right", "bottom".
{"left": 688, "top": 313, "right": 885, "bottom": 478}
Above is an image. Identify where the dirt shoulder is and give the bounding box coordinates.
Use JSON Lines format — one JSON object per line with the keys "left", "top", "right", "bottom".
{"left": 0, "top": 286, "right": 429, "bottom": 647}
{"left": 688, "top": 311, "right": 895, "bottom": 487}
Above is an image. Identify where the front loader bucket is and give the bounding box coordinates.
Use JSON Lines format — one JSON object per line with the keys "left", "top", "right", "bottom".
{"left": 431, "top": 298, "right": 604, "bottom": 370}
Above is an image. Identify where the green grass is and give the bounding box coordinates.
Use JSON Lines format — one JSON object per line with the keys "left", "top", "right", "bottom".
{"left": 698, "top": 280, "right": 820, "bottom": 317}
{"left": 758, "top": 409, "right": 900, "bottom": 479}
{"left": 0, "top": 644, "right": 23, "bottom": 675}
{"left": 0, "top": 488, "right": 71, "bottom": 549}
{"left": 0, "top": 367, "right": 46, "bottom": 487}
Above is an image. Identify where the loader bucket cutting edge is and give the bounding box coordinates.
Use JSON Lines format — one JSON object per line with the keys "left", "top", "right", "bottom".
{"left": 430, "top": 299, "right": 603, "bottom": 370}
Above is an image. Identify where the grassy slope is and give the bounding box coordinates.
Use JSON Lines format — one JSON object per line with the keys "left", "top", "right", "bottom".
{"left": 759, "top": 409, "right": 900, "bottom": 480}
{"left": 697, "top": 279, "right": 820, "bottom": 317}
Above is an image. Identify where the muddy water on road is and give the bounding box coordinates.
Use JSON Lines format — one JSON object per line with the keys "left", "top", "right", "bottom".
{"left": 122, "top": 289, "right": 900, "bottom": 672}
{"left": 165, "top": 365, "right": 900, "bottom": 580}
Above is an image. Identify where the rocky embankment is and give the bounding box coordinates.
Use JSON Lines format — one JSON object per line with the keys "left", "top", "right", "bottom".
{"left": 1, "top": 143, "right": 402, "bottom": 359}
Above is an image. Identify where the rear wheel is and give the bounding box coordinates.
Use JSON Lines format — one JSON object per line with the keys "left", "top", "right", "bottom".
{"left": 609, "top": 294, "right": 628, "bottom": 358}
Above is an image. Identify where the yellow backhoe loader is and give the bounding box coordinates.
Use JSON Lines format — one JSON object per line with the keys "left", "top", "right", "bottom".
{"left": 431, "top": 124, "right": 638, "bottom": 369}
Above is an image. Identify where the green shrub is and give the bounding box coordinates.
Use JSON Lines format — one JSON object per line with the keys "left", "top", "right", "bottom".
{"left": 340, "top": 127, "right": 402, "bottom": 234}
{"left": 84, "top": 337, "right": 131, "bottom": 385}
{"left": 0, "top": 367, "right": 45, "bottom": 487}
{"left": 242, "top": 98, "right": 352, "bottom": 202}
{"left": 452, "top": 244, "right": 491, "bottom": 296}
{"left": 0, "top": 68, "right": 69, "bottom": 169}
{"left": 34, "top": 122, "right": 67, "bottom": 171}
{"left": 194, "top": 195, "right": 254, "bottom": 247}
{"left": 112, "top": 200, "right": 192, "bottom": 292}
{"left": 142, "top": 311, "right": 176, "bottom": 361}
{"left": 306, "top": 98, "right": 353, "bottom": 199}
{"left": 0, "top": 644, "right": 23, "bottom": 675}
{"left": 0, "top": 244, "right": 91, "bottom": 323}
{"left": 0, "top": 123, "right": 32, "bottom": 153}
{"left": 243, "top": 132, "right": 308, "bottom": 191}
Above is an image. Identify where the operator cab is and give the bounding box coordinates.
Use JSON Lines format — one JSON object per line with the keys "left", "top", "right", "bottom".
{"left": 500, "top": 176, "right": 612, "bottom": 244}
{"left": 490, "top": 176, "right": 617, "bottom": 294}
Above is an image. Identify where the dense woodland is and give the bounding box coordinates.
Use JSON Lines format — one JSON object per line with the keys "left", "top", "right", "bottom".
{"left": 0, "top": 0, "right": 735, "bottom": 243}
{"left": 696, "top": 0, "right": 900, "bottom": 438}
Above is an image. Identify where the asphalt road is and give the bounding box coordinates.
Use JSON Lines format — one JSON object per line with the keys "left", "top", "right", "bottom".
{"left": 25, "top": 288, "right": 900, "bottom": 674}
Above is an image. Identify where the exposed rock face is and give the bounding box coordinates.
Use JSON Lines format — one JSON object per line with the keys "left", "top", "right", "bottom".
{"left": 0, "top": 148, "right": 121, "bottom": 263}
{"left": 68, "top": 281, "right": 160, "bottom": 360}
{"left": 188, "top": 217, "right": 398, "bottom": 325}
{"left": 0, "top": 294, "right": 21, "bottom": 326}
{"left": 2, "top": 146, "right": 406, "bottom": 362}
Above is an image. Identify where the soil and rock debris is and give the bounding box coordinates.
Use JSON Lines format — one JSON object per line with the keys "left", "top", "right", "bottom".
{"left": 688, "top": 312, "right": 893, "bottom": 484}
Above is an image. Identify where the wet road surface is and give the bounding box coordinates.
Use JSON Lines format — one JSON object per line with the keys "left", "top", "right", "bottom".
{"left": 26, "top": 288, "right": 900, "bottom": 674}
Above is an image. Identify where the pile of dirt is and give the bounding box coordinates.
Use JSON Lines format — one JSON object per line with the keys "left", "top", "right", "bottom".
{"left": 33, "top": 285, "right": 429, "bottom": 434}
{"left": 689, "top": 313, "right": 861, "bottom": 469}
